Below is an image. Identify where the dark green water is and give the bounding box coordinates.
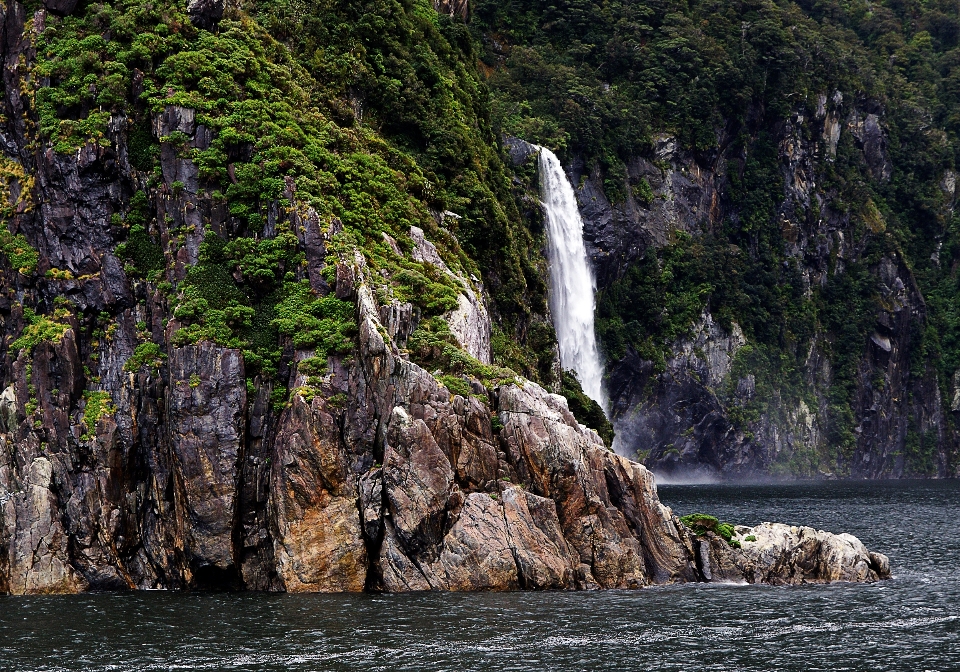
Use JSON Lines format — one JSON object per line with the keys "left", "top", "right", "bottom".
{"left": 1, "top": 480, "right": 957, "bottom": 671}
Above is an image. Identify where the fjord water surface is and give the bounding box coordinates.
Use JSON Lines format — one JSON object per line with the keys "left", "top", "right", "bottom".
{"left": 2, "top": 480, "right": 956, "bottom": 671}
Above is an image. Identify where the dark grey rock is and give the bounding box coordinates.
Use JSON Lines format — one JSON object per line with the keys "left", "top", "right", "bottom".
{"left": 42, "top": 0, "right": 78, "bottom": 16}
{"left": 187, "top": 0, "right": 225, "bottom": 30}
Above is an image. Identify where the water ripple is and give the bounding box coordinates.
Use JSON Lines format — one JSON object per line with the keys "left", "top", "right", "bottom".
{"left": 2, "top": 480, "right": 957, "bottom": 672}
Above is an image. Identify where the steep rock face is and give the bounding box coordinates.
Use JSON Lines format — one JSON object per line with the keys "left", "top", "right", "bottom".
{"left": 167, "top": 343, "right": 246, "bottom": 583}
{"left": 574, "top": 105, "right": 955, "bottom": 478}
{"left": 0, "top": 1, "right": 892, "bottom": 594}
{"left": 574, "top": 135, "right": 721, "bottom": 287}
{"left": 270, "top": 394, "right": 367, "bottom": 593}
{"left": 0, "top": 269, "right": 892, "bottom": 593}
{"left": 186, "top": 0, "right": 224, "bottom": 30}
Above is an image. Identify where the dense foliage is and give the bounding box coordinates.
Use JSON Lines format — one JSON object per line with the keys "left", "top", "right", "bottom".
{"left": 477, "top": 0, "right": 960, "bottom": 472}
{"left": 14, "top": 0, "right": 960, "bottom": 469}
{"left": 16, "top": 0, "right": 611, "bottom": 438}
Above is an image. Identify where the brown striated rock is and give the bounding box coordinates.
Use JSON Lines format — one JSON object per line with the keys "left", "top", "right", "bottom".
{"left": 167, "top": 343, "right": 245, "bottom": 584}
{"left": 270, "top": 393, "right": 367, "bottom": 593}
{"left": 4, "top": 457, "right": 87, "bottom": 594}
{"left": 602, "top": 453, "right": 700, "bottom": 583}
{"left": 501, "top": 487, "right": 577, "bottom": 589}
{"left": 359, "top": 467, "right": 384, "bottom": 544}
{"left": 382, "top": 406, "right": 454, "bottom": 560}
{"left": 432, "top": 492, "right": 518, "bottom": 591}
{"left": 498, "top": 382, "right": 646, "bottom": 588}
{"left": 378, "top": 519, "right": 432, "bottom": 591}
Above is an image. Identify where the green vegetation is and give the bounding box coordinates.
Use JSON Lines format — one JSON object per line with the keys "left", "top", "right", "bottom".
{"left": 438, "top": 374, "right": 473, "bottom": 398}
{"left": 474, "top": 0, "right": 960, "bottom": 471}
{"left": 115, "top": 192, "right": 164, "bottom": 277}
{"left": 30, "top": 0, "right": 558, "bottom": 398}
{"left": 560, "top": 370, "right": 614, "bottom": 448}
{"left": 251, "top": 0, "right": 556, "bottom": 373}
{"left": 23, "top": 0, "right": 960, "bottom": 475}
{"left": 680, "top": 513, "right": 741, "bottom": 548}
{"left": 0, "top": 230, "right": 39, "bottom": 276}
{"left": 273, "top": 281, "right": 356, "bottom": 355}
{"left": 11, "top": 307, "right": 71, "bottom": 355}
{"left": 0, "top": 158, "right": 37, "bottom": 276}
{"left": 81, "top": 390, "right": 115, "bottom": 439}
{"left": 123, "top": 342, "right": 167, "bottom": 372}
{"left": 904, "top": 424, "right": 939, "bottom": 476}
{"left": 407, "top": 316, "right": 518, "bottom": 390}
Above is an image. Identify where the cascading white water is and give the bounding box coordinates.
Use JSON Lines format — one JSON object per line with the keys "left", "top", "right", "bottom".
{"left": 537, "top": 146, "right": 609, "bottom": 414}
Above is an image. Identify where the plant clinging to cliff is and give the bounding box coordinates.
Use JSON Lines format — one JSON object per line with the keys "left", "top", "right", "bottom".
{"left": 11, "top": 307, "right": 71, "bottom": 355}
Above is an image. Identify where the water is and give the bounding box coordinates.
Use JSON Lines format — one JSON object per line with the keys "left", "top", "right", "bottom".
{"left": 1, "top": 480, "right": 956, "bottom": 671}
{"left": 538, "top": 146, "right": 608, "bottom": 412}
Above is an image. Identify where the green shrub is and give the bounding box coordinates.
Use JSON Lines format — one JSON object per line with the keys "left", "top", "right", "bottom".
{"left": 115, "top": 225, "right": 164, "bottom": 276}
{"left": 273, "top": 280, "right": 356, "bottom": 356}
{"left": 0, "top": 229, "right": 39, "bottom": 276}
{"left": 680, "top": 513, "right": 741, "bottom": 548}
{"left": 124, "top": 342, "right": 166, "bottom": 372}
{"left": 81, "top": 390, "right": 116, "bottom": 438}
{"left": 408, "top": 316, "right": 517, "bottom": 391}
{"left": 560, "top": 370, "right": 614, "bottom": 448}
{"left": 11, "top": 307, "right": 71, "bottom": 354}
{"left": 438, "top": 374, "right": 472, "bottom": 398}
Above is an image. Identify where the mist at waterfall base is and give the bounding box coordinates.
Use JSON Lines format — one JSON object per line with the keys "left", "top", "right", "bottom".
{"left": 537, "top": 146, "right": 609, "bottom": 414}
{"left": 3, "top": 480, "right": 956, "bottom": 672}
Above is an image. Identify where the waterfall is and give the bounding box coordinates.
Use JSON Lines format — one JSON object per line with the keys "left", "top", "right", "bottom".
{"left": 537, "top": 146, "right": 609, "bottom": 414}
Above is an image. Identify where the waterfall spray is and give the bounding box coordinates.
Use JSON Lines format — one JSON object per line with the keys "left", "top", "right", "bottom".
{"left": 537, "top": 146, "right": 609, "bottom": 414}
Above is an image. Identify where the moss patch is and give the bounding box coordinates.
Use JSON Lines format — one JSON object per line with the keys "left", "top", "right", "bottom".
{"left": 680, "top": 513, "right": 741, "bottom": 549}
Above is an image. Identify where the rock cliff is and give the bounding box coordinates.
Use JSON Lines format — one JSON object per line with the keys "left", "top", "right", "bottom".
{"left": 571, "top": 108, "right": 957, "bottom": 479}
{"left": 0, "top": 260, "right": 891, "bottom": 592}
{"left": 0, "top": 0, "right": 893, "bottom": 593}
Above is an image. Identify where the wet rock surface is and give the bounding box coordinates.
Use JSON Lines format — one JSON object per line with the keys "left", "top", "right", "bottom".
{"left": 186, "top": 0, "right": 224, "bottom": 30}
{"left": 698, "top": 522, "right": 891, "bottom": 585}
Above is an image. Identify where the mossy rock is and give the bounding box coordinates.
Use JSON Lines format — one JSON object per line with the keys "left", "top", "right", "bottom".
{"left": 680, "top": 513, "right": 741, "bottom": 548}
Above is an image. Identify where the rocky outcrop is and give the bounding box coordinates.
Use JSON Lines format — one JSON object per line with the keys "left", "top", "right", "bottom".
{"left": 697, "top": 522, "right": 890, "bottom": 585}
{"left": 0, "top": 2, "right": 892, "bottom": 594}
{"left": 42, "top": 0, "right": 77, "bottom": 16}
{"left": 410, "top": 225, "right": 492, "bottom": 364}
{"left": 0, "top": 268, "right": 891, "bottom": 593}
{"left": 1, "top": 456, "right": 88, "bottom": 594}
{"left": 434, "top": 0, "right": 468, "bottom": 20}
{"left": 270, "top": 394, "right": 368, "bottom": 593}
{"left": 186, "top": 0, "right": 224, "bottom": 30}
{"left": 167, "top": 343, "right": 245, "bottom": 584}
